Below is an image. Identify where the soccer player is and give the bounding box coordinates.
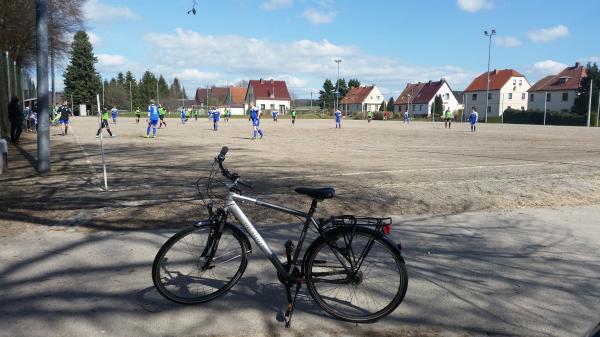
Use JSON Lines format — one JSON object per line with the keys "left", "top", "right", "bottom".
{"left": 250, "top": 106, "right": 264, "bottom": 139}
{"left": 192, "top": 108, "right": 198, "bottom": 121}
{"left": 212, "top": 107, "right": 221, "bottom": 131}
{"left": 272, "top": 109, "right": 278, "bottom": 122}
{"left": 444, "top": 107, "right": 453, "bottom": 129}
{"left": 367, "top": 110, "right": 373, "bottom": 123}
{"left": 147, "top": 100, "right": 160, "bottom": 138}
{"left": 180, "top": 106, "right": 187, "bottom": 124}
{"left": 224, "top": 108, "right": 230, "bottom": 122}
{"left": 57, "top": 100, "right": 73, "bottom": 136}
{"left": 334, "top": 109, "right": 342, "bottom": 128}
{"left": 158, "top": 104, "right": 167, "bottom": 128}
{"left": 111, "top": 106, "right": 118, "bottom": 124}
{"left": 135, "top": 107, "right": 141, "bottom": 123}
{"left": 96, "top": 107, "right": 114, "bottom": 137}
{"left": 291, "top": 109, "right": 296, "bottom": 125}
{"left": 403, "top": 110, "right": 410, "bottom": 124}
{"left": 469, "top": 107, "right": 478, "bottom": 132}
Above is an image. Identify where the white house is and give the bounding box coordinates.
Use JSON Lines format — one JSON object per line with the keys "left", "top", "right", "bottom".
{"left": 463, "top": 69, "right": 531, "bottom": 118}
{"left": 245, "top": 79, "right": 291, "bottom": 114}
{"left": 393, "top": 79, "right": 460, "bottom": 116}
{"left": 340, "top": 85, "right": 384, "bottom": 116}
{"left": 527, "top": 63, "right": 587, "bottom": 113}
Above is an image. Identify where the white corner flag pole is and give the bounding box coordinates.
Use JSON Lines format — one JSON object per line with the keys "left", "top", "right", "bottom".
{"left": 96, "top": 94, "right": 108, "bottom": 190}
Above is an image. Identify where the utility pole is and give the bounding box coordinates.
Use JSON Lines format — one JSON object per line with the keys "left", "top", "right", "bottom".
{"left": 543, "top": 91, "right": 547, "bottom": 126}
{"left": 36, "top": 0, "right": 50, "bottom": 173}
{"left": 597, "top": 88, "right": 600, "bottom": 127}
{"left": 102, "top": 80, "right": 105, "bottom": 108}
{"left": 484, "top": 29, "right": 496, "bottom": 123}
{"left": 129, "top": 81, "right": 133, "bottom": 112}
{"left": 156, "top": 74, "right": 160, "bottom": 105}
{"left": 587, "top": 80, "right": 593, "bottom": 127}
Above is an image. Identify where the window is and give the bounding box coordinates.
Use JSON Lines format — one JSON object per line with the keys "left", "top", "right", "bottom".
{"left": 445, "top": 93, "right": 449, "bottom": 100}
{"left": 508, "top": 93, "right": 513, "bottom": 99}
{"left": 530, "top": 94, "right": 534, "bottom": 102}
{"left": 279, "top": 104, "right": 286, "bottom": 112}
{"left": 260, "top": 104, "right": 265, "bottom": 110}
{"left": 376, "top": 96, "right": 380, "bottom": 101}
{"left": 488, "top": 93, "right": 492, "bottom": 100}
{"left": 412, "top": 104, "right": 416, "bottom": 112}
{"left": 419, "top": 105, "right": 423, "bottom": 111}
{"left": 472, "top": 93, "right": 477, "bottom": 100}
{"left": 519, "top": 80, "right": 522, "bottom": 86}
{"left": 546, "top": 93, "right": 551, "bottom": 102}
{"left": 487, "top": 106, "right": 491, "bottom": 113}
{"left": 270, "top": 104, "right": 275, "bottom": 109}
{"left": 522, "top": 93, "right": 526, "bottom": 100}
{"left": 562, "top": 92, "right": 568, "bottom": 101}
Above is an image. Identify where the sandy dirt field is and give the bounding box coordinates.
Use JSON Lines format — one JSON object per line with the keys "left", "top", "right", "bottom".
{"left": 2, "top": 116, "right": 600, "bottom": 230}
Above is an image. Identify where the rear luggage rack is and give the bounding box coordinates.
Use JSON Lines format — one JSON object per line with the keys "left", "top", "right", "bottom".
{"left": 320, "top": 215, "right": 393, "bottom": 235}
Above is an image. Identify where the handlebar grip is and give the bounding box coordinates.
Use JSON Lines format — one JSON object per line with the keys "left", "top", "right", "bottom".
{"left": 218, "top": 146, "right": 229, "bottom": 161}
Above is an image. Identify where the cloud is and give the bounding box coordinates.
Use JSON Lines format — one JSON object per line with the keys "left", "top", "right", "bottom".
{"left": 87, "top": 32, "right": 102, "bottom": 48}
{"left": 530, "top": 60, "right": 567, "bottom": 77}
{"left": 457, "top": 0, "right": 494, "bottom": 12}
{"left": 302, "top": 8, "right": 336, "bottom": 25}
{"left": 527, "top": 25, "right": 569, "bottom": 43}
{"left": 261, "top": 0, "right": 293, "bottom": 11}
{"left": 495, "top": 36, "right": 521, "bottom": 48}
{"left": 96, "top": 54, "right": 130, "bottom": 72}
{"left": 83, "top": 0, "right": 141, "bottom": 23}
{"left": 142, "top": 28, "right": 473, "bottom": 96}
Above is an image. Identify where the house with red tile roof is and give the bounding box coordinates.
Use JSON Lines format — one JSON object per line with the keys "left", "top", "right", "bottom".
{"left": 463, "top": 69, "right": 531, "bottom": 118}
{"left": 340, "top": 85, "right": 384, "bottom": 116}
{"left": 245, "top": 79, "right": 291, "bottom": 113}
{"left": 394, "top": 79, "right": 460, "bottom": 116}
{"left": 195, "top": 86, "right": 248, "bottom": 115}
{"left": 527, "top": 62, "right": 587, "bottom": 113}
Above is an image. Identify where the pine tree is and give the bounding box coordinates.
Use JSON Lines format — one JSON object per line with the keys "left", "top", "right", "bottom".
{"left": 63, "top": 31, "right": 102, "bottom": 114}
{"left": 158, "top": 75, "right": 169, "bottom": 101}
{"left": 348, "top": 78, "right": 361, "bottom": 89}
{"left": 138, "top": 71, "right": 157, "bottom": 106}
{"left": 336, "top": 78, "right": 349, "bottom": 99}
{"left": 379, "top": 100, "right": 386, "bottom": 111}
{"left": 169, "top": 77, "right": 184, "bottom": 99}
{"left": 388, "top": 97, "right": 395, "bottom": 112}
{"left": 573, "top": 62, "right": 599, "bottom": 115}
{"left": 319, "top": 79, "right": 335, "bottom": 111}
{"left": 432, "top": 95, "right": 444, "bottom": 116}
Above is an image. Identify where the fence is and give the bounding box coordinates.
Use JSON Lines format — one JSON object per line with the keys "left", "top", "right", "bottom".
{"left": 0, "top": 51, "right": 36, "bottom": 139}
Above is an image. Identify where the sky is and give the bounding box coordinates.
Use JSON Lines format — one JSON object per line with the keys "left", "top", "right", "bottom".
{"left": 67, "top": 0, "right": 600, "bottom": 99}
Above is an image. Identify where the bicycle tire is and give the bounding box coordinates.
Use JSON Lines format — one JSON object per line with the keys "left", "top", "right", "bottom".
{"left": 304, "top": 226, "right": 408, "bottom": 323}
{"left": 152, "top": 223, "right": 249, "bottom": 304}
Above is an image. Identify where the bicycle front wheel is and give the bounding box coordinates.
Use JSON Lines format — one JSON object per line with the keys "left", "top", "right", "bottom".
{"left": 152, "top": 223, "right": 249, "bottom": 304}
{"left": 305, "top": 227, "right": 408, "bottom": 323}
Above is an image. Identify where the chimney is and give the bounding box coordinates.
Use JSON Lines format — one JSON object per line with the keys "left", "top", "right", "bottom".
{"left": 491, "top": 69, "right": 497, "bottom": 75}
{"left": 260, "top": 78, "right": 264, "bottom": 84}
{"left": 575, "top": 62, "right": 581, "bottom": 68}
{"left": 428, "top": 80, "right": 432, "bottom": 85}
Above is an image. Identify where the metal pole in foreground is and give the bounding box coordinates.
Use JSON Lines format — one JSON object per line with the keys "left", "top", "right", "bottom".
{"left": 36, "top": 0, "right": 50, "bottom": 173}
{"left": 587, "top": 80, "right": 593, "bottom": 127}
{"left": 20, "top": 67, "right": 25, "bottom": 110}
{"left": 334, "top": 59, "right": 342, "bottom": 111}
{"left": 96, "top": 94, "right": 108, "bottom": 190}
{"left": 5, "top": 51, "right": 12, "bottom": 99}
{"left": 129, "top": 81, "right": 133, "bottom": 113}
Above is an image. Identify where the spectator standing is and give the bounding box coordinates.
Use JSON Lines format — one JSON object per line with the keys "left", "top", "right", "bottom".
{"left": 8, "top": 96, "right": 23, "bottom": 143}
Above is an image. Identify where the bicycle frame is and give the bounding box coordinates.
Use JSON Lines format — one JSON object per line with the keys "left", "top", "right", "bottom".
{"left": 224, "top": 190, "right": 320, "bottom": 282}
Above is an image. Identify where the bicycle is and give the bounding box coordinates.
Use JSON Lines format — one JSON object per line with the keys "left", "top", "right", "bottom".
{"left": 152, "top": 147, "right": 408, "bottom": 327}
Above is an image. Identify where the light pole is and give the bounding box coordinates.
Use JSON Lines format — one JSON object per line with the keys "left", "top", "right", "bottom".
{"left": 407, "top": 94, "right": 411, "bottom": 120}
{"left": 156, "top": 74, "right": 160, "bottom": 105}
{"left": 543, "top": 91, "right": 547, "bottom": 126}
{"left": 102, "top": 79, "right": 105, "bottom": 108}
{"left": 484, "top": 29, "right": 496, "bottom": 123}
{"left": 587, "top": 80, "right": 593, "bottom": 127}
{"left": 334, "top": 59, "right": 342, "bottom": 111}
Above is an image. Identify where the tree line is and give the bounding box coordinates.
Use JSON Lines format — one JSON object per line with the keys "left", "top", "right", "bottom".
{"left": 62, "top": 31, "right": 188, "bottom": 114}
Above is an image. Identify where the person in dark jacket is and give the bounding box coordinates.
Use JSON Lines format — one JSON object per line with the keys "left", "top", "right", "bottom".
{"left": 8, "top": 96, "right": 23, "bottom": 143}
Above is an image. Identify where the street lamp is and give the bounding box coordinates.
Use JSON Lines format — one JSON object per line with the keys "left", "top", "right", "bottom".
{"left": 484, "top": 29, "right": 496, "bottom": 123}
{"left": 407, "top": 94, "right": 411, "bottom": 120}
{"left": 334, "top": 59, "right": 342, "bottom": 111}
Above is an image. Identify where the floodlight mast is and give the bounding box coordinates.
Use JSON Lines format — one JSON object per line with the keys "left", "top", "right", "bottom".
{"left": 484, "top": 29, "right": 496, "bottom": 123}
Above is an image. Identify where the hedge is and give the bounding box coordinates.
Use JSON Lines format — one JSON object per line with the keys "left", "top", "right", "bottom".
{"left": 503, "top": 108, "right": 597, "bottom": 126}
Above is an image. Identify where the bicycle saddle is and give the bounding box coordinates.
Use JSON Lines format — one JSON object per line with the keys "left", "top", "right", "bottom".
{"left": 294, "top": 187, "right": 335, "bottom": 200}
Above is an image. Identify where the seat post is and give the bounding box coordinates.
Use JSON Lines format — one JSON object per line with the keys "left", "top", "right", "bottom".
{"left": 308, "top": 199, "right": 319, "bottom": 217}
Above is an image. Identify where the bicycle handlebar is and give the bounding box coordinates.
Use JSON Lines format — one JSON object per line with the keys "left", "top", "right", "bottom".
{"left": 215, "top": 146, "right": 253, "bottom": 189}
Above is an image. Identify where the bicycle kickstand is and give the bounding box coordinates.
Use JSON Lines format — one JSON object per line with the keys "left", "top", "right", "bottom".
{"left": 284, "top": 282, "right": 301, "bottom": 328}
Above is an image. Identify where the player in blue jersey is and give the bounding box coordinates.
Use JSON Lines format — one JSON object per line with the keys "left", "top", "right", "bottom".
{"left": 146, "top": 100, "right": 160, "bottom": 138}
{"left": 180, "top": 106, "right": 187, "bottom": 124}
{"left": 250, "top": 106, "right": 264, "bottom": 139}
{"left": 334, "top": 109, "right": 342, "bottom": 128}
{"left": 111, "top": 106, "right": 118, "bottom": 124}
{"left": 212, "top": 107, "right": 221, "bottom": 131}
{"left": 272, "top": 109, "right": 278, "bottom": 122}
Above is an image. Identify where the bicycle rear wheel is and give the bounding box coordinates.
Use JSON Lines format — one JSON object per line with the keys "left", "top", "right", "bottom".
{"left": 152, "top": 223, "right": 249, "bottom": 304}
{"left": 304, "top": 227, "right": 408, "bottom": 323}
